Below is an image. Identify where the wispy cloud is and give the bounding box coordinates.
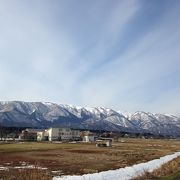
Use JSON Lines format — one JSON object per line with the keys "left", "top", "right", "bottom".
{"left": 0, "top": 0, "right": 180, "bottom": 114}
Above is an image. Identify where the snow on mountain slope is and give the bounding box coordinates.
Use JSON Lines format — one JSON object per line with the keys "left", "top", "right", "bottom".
{"left": 0, "top": 101, "right": 179, "bottom": 136}
{"left": 130, "top": 111, "right": 159, "bottom": 128}
{"left": 130, "top": 111, "right": 180, "bottom": 136}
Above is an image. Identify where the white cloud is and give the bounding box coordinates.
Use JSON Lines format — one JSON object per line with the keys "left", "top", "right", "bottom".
{"left": 0, "top": 1, "right": 179, "bottom": 114}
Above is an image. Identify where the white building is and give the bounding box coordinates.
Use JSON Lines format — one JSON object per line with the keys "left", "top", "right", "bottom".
{"left": 37, "top": 130, "right": 49, "bottom": 141}
{"left": 83, "top": 135, "right": 95, "bottom": 142}
{"left": 38, "top": 127, "right": 80, "bottom": 141}
{"left": 82, "top": 131, "right": 97, "bottom": 142}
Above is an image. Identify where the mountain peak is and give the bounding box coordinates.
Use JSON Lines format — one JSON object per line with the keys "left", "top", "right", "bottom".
{"left": 0, "top": 101, "right": 179, "bottom": 137}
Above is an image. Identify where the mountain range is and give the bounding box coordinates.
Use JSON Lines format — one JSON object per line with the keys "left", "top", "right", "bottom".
{"left": 0, "top": 101, "right": 179, "bottom": 137}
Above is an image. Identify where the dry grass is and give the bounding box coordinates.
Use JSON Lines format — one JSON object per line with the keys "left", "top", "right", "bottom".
{"left": 0, "top": 138, "right": 179, "bottom": 179}
{"left": 134, "top": 156, "right": 180, "bottom": 180}
{"left": 0, "top": 168, "right": 52, "bottom": 180}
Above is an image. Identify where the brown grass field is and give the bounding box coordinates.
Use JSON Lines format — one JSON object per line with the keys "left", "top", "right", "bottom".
{"left": 0, "top": 138, "right": 180, "bottom": 179}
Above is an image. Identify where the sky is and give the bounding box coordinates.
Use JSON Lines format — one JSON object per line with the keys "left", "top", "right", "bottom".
{"left": 0, "top": 0, "right": 180, "bottom": 115}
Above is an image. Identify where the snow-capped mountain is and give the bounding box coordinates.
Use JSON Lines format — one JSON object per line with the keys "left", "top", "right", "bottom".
{"left": 0, "top": 101, "right": 179, "bottom": 136}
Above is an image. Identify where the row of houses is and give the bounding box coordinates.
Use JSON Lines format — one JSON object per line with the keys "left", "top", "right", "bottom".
{"left": 19, "top": 128, "right": 96, "bottom": 142}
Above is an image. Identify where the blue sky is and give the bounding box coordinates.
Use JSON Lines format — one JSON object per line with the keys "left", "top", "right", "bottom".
{"left": 0, "top": 0, "right": 180, "bottom": 114}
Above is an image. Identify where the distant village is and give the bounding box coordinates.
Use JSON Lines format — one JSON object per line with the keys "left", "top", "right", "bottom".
{"left": 0, "top": 125, "right": 173, "bottom": 146}
{"left": 17, "top": 127, "right": 115, "bottom": 147}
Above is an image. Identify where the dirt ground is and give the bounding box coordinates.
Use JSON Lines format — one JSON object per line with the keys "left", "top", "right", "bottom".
{"left": 0, "top": 138, "right": 180, "bottom": 179}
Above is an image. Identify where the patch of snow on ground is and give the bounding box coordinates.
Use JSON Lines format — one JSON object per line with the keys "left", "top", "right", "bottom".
{"left": 0, "top": 166, "right": 9, "bottom": 171}
{"left": 0, "top": 164, "right": 47, "bottom": 171}
{"left": 13, "top": 165, "right": 47, "bottom": 170}
{"left": 53, "top": 152, "right": 180, "bottom": 180}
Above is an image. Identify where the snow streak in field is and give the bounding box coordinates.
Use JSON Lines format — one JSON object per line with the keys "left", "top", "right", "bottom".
{"left": 53, "top": 152, "right": 180, "bottom": 180}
